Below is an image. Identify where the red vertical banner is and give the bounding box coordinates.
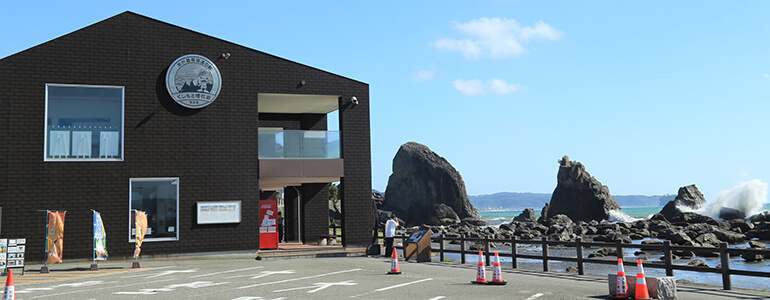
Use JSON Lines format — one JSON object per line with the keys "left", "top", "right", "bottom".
{"left": 259, "top": 200, "right": 279, "bottom": 249}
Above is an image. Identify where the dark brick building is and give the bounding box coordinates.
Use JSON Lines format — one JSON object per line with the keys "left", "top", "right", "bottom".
{"left": 0, "top": 11, "right": 372, "bottom": 261}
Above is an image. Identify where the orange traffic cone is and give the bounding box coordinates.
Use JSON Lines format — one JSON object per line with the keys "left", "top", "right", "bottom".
{"left": 634, "top": 259, "right": 651, "bottom": 300}
{"left": 3, "top": 269, "right": 15, "bottom": 300}
{"left": 488, "top": 252, "right": 507, "bottom": 285}
{"left": 387, "top": 249, "right": 402, "bottom": 275}
{"left": 471, "top": 251, "right": 488, "bottom": 284}
{"left": 611, "top": 258, "right": 629, "bottom": 299}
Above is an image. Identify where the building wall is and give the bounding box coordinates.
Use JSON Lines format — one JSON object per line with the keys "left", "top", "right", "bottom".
{"left": 0, "top": 12, "right": 372, "bottom": 260}
{"left": 339, "top": 95, "right": 374, "bottom": 247}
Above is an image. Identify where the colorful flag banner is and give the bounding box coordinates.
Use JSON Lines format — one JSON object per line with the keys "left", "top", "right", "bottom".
{"left": 46, "top": 211, "right": 66, "bottom": 264}
{"left": 134, "top": 210, "right": 147, "bottom": 258}
{"left": 93, "top": 210, "right": 108, "bottom": 260}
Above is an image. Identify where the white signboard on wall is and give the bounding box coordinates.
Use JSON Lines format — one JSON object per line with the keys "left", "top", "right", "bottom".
{"left": 197, "top": 201, "right": 241, "bottom": 224}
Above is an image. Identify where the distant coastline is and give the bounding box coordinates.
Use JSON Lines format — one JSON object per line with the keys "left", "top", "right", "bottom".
{"left": 470, "top": 192, "right": 676, "bottom": 211}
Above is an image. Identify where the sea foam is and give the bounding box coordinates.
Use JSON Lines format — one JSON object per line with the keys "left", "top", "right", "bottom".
{"left": 681, "top": 179, "right": 768, "bottom": 219}
{"left": 606, "top": 209, "right": 642, "bottom": 223}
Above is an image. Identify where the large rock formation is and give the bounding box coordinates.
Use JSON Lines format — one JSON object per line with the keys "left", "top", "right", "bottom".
{"left": 380, "top": 142, "right": 486, "bottom": 226}
{"left": 659, "top": 184, "right": 706, "bottom": 221}
{"left": 544, "top": 155, "right": 621, "bottom": 222}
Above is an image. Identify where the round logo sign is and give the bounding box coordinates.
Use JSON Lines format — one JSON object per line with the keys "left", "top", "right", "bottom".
{"left": 166, "top": 54, "right": 222, "bottom": 109}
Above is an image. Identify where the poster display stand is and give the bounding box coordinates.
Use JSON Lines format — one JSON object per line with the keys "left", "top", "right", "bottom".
{"left": 1, "top": 238, "right": 26, "bottom": 275}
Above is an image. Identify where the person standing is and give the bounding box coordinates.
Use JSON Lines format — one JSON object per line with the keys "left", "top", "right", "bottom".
{"left": 384, "top": 215, "right": 399, "bottom": 257}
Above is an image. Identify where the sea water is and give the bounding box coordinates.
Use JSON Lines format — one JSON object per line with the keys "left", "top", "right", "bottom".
{"left": 473, "top": 181, "right": 770, "bottom": 290}
{"left": 480, "top": 204, "right": 770, "bottom": 225}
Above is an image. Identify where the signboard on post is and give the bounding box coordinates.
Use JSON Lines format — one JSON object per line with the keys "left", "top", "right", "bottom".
{"left": 259, "top": 200, "right": 279, "bottom": 249}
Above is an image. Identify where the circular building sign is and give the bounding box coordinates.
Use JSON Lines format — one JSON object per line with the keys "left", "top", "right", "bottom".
{"left": 166, "top": 54, "right": 222, "bottom": 109}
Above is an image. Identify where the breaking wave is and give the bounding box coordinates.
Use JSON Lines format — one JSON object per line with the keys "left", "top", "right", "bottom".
{"left": 679, "top": 179, "right": 768, "bottom": 219}
{"left": 606, "top": 209, "right": 643, "bottom": 223}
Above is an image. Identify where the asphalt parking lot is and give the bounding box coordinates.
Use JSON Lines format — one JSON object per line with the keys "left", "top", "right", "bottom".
{"left": 5, "top": 256, "right": 770, "bottom": 299}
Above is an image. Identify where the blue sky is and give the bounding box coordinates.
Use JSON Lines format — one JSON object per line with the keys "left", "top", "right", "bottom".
{"left": 3, "top": 1, "right": 770, "bottom": 200}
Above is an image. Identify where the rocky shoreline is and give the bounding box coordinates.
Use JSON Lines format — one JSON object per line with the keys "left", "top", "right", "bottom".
{"left": 375, "top": 146, "right": 769, "bottom": 264}
{"left": 408, "top": 210, "right": 769, "bottom": 260}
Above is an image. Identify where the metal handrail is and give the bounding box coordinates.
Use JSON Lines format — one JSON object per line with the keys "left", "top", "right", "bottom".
{"left": 393, "top": 233, "right": 770, "bottom": 290}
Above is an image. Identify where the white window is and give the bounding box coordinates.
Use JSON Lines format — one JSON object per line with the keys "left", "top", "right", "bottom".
{"left": 45, "top": 84, "right": 124, "bottom": 161}
{"left": 129, "top": 178, "right": 180, "bottom": 242}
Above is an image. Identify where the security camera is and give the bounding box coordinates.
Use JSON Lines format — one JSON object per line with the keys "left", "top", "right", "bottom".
{"left": 351, "top": 96, "right": 358, "bottom": 105}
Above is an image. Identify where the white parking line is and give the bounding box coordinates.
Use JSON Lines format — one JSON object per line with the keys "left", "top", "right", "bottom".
{"left": 375, "top": 278, "right": 433, "bottom": 292}
{"left": 144, "top": 269, "right": 198, "bottom": 278}
{"left": 428, "top": 296, "right": 446, "bottom": 300}
{"left": 272, "top": 280, "right": 357, "bottom": 293}
{"left": 350, "top": 278, "right": 433, "bottom": 298}
{"left": 191, "top": 266, "right": 265, "bottom": 278}
{"left": 236, "top": 268, "right": 361, "bottom": 289}
{"left": 225, "top": 270, "right": 295, "bottom": 279}
{"left": 18, "top": 278, "right": 176, "bottom": 298}
{"left": 525, "top": 293, "right": 544, "bottom": 300}
{"left": 120, "top": 266, "right": 175, "bottom": 278}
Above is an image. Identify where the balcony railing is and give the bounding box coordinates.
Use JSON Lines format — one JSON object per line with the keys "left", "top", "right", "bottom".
{"left": 258, "top": 130, "right": 340, "bottom": 159}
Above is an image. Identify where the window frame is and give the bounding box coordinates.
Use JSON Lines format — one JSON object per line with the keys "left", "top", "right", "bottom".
{"left": 128, "top": 177, "right": 180, "bottom": 242}
{"left": 44, "top": 83, "right": 125, "bottom": 162}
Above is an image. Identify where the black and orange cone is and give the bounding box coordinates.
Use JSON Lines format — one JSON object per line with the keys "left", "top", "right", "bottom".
{"left": 488, "top": 251, "right": 507, "bottom": 285}
{"left": 611, "top": 258, "right": 629, "bottom": 299}
{"left": 634, "top": 259, "right": 651, "bottom": 300}
{"left": 387, "top": 249, "right": 402, "bottom": 275}
{"left": 3, "top": 269, "right": 15, "bottom": 300}
{"left": 471, "top": 251, "right": 488, "bottom": 284}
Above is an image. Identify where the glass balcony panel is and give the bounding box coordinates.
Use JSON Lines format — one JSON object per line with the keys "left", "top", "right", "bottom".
{"left": 258, "top": 130, "right": 340, "bottom": 159}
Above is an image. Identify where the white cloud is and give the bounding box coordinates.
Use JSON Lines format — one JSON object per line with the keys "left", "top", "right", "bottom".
{"left": 432, "top": 17, "right": 562, "bottom": 59}
{"left": 412, "top": 69, "right": 435, "bottom": 81}
{"left": 452, "top": 78, "right": 523, "bottom": 96}
{"left": 763, "top": 73, "right": 770, "bottom": 81}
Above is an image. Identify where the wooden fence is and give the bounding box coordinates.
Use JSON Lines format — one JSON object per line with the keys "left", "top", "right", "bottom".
{"left": 393, "top": 234, "right": 770, "bottom": 290}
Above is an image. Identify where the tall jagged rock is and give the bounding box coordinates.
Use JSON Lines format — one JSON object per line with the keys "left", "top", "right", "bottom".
{"left": 545, "top": 155, "right": 622, "bottom": 222}
{"left": 659, "top": 184, "right": 706, "bottom": 221}
{"left": 380, "top": 142, "right": 487, "bottom": 226}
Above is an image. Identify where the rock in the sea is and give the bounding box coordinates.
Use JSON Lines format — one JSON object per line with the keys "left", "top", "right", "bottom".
{"left": 748, "top": 240, "right": 766, "bottom": 249}
{"left": 708, "top": 227, "right": 746, "bottom": 243}
{"left": 381, "top": 142, "right": 486, "bottom": 226}
{"left": 513, "top": 208, "right": 538, "bottom": 222}
{"left": 544, "top": 155, "right": 622, "bottom": 222}
{"left": 718, "top": 207, "right": 745, "bottom": 220}
{"left": 372, "top": 191, "right": 384, "bottom": 207}
{"left": 688, "top": 259, "right": 709, "bottom": 267}
{"left": 659, "top": 184, "right": 706, "bottom": 220}
{"left": 750, "top": 211, "right": 770, "bottom": 222}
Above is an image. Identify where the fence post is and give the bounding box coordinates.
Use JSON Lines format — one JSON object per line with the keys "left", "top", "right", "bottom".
{"left": 615, "top": 238, "right": 623, "bottom": 259}
{"left": 439, "top": 233, "right": 445, "bottom": 262}
{"left": 460, "top": 234, "right": 466, "bottom": 265}
{"left": 719, "top": 242, "right": 732, "bottom": 290}
{"left": 663, "top": 240, "right": 673, "bottom": 276}
{"left": 542, "top": 236, "right": 549, "bottom": 272}
{"left": 511, "top": 235, "right": 518, "bottom": 269}
{"left": 401, "top": 235, "right": 407, "bottom": 252}
{"left": 484, "top": 235, "right": 491, "bottom": 266}
{"left": 576, "top": 237, "right": 584, "bottom": 275}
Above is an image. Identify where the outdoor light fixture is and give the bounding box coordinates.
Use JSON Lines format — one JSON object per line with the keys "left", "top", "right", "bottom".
{"left": 221, "top": 53, "right": 230, "bottom": 59}
{"left": 351, "top": 96, "right": 358, "bottom": 105}
{"left": 297, "top": 80, "right": 306, "bottom": 88}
